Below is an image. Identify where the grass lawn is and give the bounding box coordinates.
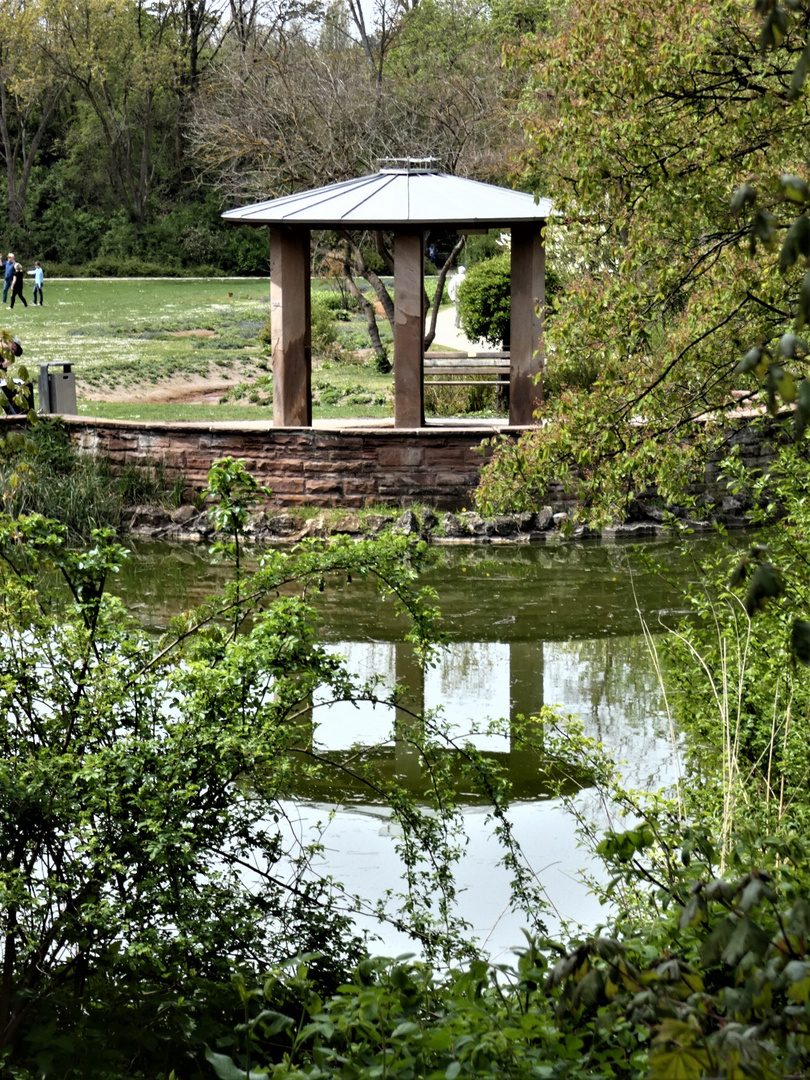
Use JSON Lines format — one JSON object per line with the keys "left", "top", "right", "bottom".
{"left": 3, "top": 278, "right": 397, "bottom": 422}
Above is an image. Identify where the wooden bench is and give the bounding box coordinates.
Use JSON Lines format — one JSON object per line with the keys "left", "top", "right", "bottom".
{"left": 423, "top": 351, "right": 510, "bottom": 387}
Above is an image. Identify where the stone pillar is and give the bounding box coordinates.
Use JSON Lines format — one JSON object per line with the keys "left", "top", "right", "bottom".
{"left": 270, "top": 226, "right": 312, "bottom": 427}
{"left": 394, "top": 230, "right": 425, "bottom": 428}
{"left": 509, "top": 222, "right": 546, "bottom": 426}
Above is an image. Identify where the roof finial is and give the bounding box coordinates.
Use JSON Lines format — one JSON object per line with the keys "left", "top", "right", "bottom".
{"left": 377, "top": 157, "right": 440, "bottom": 174}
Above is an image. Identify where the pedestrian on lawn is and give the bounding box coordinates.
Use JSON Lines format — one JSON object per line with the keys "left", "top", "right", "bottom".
{"left": 2, "top": 254, "right": 14, "bottom": 304}
{"left": 448, "top": 265, "right": 467, "bottom": 328}
{"left": 10, "top": 263, "right": 27, "bottom": 309}
{"left": 28, "top": 262, "right": 44, "bottom": 306}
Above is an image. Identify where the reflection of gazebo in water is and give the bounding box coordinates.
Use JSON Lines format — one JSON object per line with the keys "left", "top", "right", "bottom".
{"left": 222, "top": 160, "right": 552, "bottom": 429}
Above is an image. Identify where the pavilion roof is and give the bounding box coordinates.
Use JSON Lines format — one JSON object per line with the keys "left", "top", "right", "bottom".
{"left": 222, "top": 165, "right": 552, "bottom": 230}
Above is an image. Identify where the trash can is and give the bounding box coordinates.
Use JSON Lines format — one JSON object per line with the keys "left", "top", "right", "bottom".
{"left": 39, "top": 363, "right": 77, "bottom": 415}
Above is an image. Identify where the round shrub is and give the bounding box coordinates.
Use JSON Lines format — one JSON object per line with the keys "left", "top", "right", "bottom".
{"left": 457, "top": 254, "right": 512, "bottom": 348}
{"left": 457, "top": 253, "right": 561, "bottom": 349}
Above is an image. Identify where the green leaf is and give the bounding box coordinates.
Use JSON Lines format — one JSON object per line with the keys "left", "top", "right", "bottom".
{"left": 798, "top": 271, "right": 810, "bottom": 333}
{"left": 648, "top": 1046, "right": 709, "bottom": 1080}
{"left": 729, "top": 557, "right": 749, "bottom": 588}
{"left": 760, "top": 4, "right": 789, "bottom": 52}
{"left": 735, "top": 346, "right": 764, "bottom": 375}
{"left": 781, "top": 174, "right": 810, "bottom": 204}
{"left": 446, "top": 1062, "right": 461, "bottom": 1080}
{"left": 679, "top": 893, "right": 706, "bottom": 930}
{"left": 205, "top": 1048, "right": 266, "bottom": 1080}
{"left": 796, "top": 379, "right": 810, "bottom": 437}
{"left": 791, "top": 620, "right": 810, "bottom": 665}
{"left": 730, "top": 183, "right": 757, "bottom": 215}
{"left": 745, "top": 562, "right": 785, "bottom": 616}
{"left": 779, "top": 215, "right": 810, "bottom": 273}
{"left": 752, "top": 208, "right": 778, "bottom": 253}
{"left": 779, "top": 332, "right": 809, "bottom": 359}
{"left": 392, "top": 1022, "right": 420, "bottom": 1039}
{"left": 254, "top": 1010, "right": 294, "bottom": 1037}
{"left": 789, "top": 42, "right": 810, "bottom": 99}
{"left": 777, "top": 369, "right": 798, "bottom": 404}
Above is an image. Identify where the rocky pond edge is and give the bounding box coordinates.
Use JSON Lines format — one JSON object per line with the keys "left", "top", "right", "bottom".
{"left": 122, "top": 495, "right": 754, "bottom": 545}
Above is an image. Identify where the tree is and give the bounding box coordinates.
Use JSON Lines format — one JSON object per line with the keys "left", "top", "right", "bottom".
{"left": 46, "top": 0, "right": 180, "bottom": 223}
{"left": 0, "top": 0, "right": 67, "bottom": 227}
{"left": 477, "top": 0, "right": 810, "bottom": 520}
{"left": 191, "top": 0, "right": 524, "bottom": 356}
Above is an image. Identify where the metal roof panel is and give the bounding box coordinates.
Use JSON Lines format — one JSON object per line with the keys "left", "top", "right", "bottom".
{"left": 223, "top": 170, "right": 551, "bottom": 227}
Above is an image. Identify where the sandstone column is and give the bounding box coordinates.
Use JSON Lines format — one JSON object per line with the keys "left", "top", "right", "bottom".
{"left": 270, "top": 226, "right": 312, "bottom": 427}
{"left": 394, "top": 230, "right": 425, "bottom": 428}
{"left": 509, "top": 223, "right": 546, "bottom": 426}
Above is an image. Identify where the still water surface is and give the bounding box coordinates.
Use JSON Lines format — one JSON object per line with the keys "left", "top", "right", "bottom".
{"left": 114, "top": 536, "right": 718, "bottom": 958}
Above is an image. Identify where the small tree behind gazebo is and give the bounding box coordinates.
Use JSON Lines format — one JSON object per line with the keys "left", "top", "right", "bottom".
{"left": 328, "top": 221, "right": 466, "bottom": 367}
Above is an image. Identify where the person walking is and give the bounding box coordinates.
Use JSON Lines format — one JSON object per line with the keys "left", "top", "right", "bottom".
{"left": 2, "top": 254, "right": 14, "bottom": 304}
{"left": 448, "top": 265, "right": 467, "bottom": 327}
{"left": 10, "top": 263, "right": 27, "bottom": 308}
{"left": 28, "top": 262, "right": 44, "bottom": 306}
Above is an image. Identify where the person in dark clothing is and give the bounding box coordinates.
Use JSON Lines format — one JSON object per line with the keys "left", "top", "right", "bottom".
{"left": 10, "top": 263, "right": 27, "bottom": 309}
{"left": 2, "top": 255, "right": 14, "bottom": 304}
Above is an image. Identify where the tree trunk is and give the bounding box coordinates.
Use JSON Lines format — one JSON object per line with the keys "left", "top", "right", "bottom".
{"left": 424, "top": 236, "right": 466, "bottom": 349}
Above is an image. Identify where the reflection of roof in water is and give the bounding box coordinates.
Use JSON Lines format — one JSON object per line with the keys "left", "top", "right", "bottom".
{"left": 114, "top": 538, "right": 710, "bottom": 642}
{"left": 223, "top": 167, "right": 552, "bottom": 230}
{"left": 280, "top": 745, "right": 585, "bottom": 804}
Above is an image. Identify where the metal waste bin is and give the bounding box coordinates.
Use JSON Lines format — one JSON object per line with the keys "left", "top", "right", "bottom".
{"left": 39, "top": 362, "right": 77, "bottom": 415}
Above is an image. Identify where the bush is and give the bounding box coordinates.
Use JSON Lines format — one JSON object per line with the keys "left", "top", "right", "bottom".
{"left": 311, "top": 297, "right": 340, "bottom": 356}
{"left": 457, "top": 254, "right": 512, "bottom": 348}
{"left": 0, "top": 418, "right": 179, "bottom": 540}
{"left": 425, "top": 383, "right": 500, "bottom": 417}
{"left": 458, "top": 254, "right": 562, "bottom": 350}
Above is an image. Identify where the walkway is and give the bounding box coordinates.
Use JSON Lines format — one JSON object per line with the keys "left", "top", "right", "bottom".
{"left": 430, "top": 303, "right": 480, "bottom": 352}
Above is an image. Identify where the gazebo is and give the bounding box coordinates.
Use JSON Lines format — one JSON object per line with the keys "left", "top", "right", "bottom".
{"left": 222, "top": 160, "right": 552, "bottom": 429}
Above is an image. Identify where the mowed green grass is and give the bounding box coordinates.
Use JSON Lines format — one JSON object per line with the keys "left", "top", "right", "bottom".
{"left": 2, "top": 277, "right": 395, "bottom": 421}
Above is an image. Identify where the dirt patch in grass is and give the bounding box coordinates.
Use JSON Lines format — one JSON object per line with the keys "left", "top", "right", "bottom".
{"left": 166, "top": 329, "right": 218, "bottom": 338}
{"left": 86, "top": 375, "right": 242, "bottom": 404}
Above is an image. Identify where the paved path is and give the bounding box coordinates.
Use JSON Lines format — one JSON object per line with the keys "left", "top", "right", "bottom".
{"left": 429, "top": 304, "right": 481, "bottom": 352}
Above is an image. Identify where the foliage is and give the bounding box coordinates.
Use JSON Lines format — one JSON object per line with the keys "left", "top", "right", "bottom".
{"left": 0, "top": 418, "right": 179, "bottom": 541}
{"left": 653, "top": 440, "right": 810, "bottom": 844}
{"left": 477, "top": 0, "right": 810, "bottom": 520}
{"left": 0, "top": 458, "right": 557, "bottom": 1077}
{"left": 425, "top": 382, "right": 501, "bottom": 418}
{"left": 208, "top": 801, "right": 810, "bottom": 1080}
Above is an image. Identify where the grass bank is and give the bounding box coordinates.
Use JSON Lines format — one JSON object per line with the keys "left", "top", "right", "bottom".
{"left": 2, "top": 278, "right": 399, "bottom": 422}
{"left": 2, "top": 277, "right": 482, "bottom": 423}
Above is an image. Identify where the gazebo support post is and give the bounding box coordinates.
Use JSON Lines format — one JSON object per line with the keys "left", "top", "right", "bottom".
{"left": 509, "top": 222, "right": 546, "bottom": 426}
{"left": 270, "top": 225, "right": 312, "bottom": 427}
{"left": 394, "top": 230, "right": 425, "bottom": 428}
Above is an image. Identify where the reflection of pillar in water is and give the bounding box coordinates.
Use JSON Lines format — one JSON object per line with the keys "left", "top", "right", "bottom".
{"left": 509, "top": 642, "right": 544, "bottom": 787}
{"left": 394, "top": 642, "right": 425, "bottom": 783}
{"left": 289, "top": 688, "right": 314, "bottom": 751}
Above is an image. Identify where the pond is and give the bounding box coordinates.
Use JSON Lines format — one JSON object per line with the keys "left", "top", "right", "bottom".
{"left": 113, "top": 535, "right": 721, "bottom": 960}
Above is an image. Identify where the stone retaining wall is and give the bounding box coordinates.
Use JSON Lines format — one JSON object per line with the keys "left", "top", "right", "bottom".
{"left": 38, "top": 413, "right": 787, "bottom": 515}
{"left": 62, "top": 418, "right": 522, "bottom": 509}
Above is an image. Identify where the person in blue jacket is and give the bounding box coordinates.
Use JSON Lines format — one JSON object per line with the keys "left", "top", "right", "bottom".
{"left": 28, "top": 262, "right": 44, "bottom": 306}
{"left": 2, "top": 254, "right": 15, "bottom": 304}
